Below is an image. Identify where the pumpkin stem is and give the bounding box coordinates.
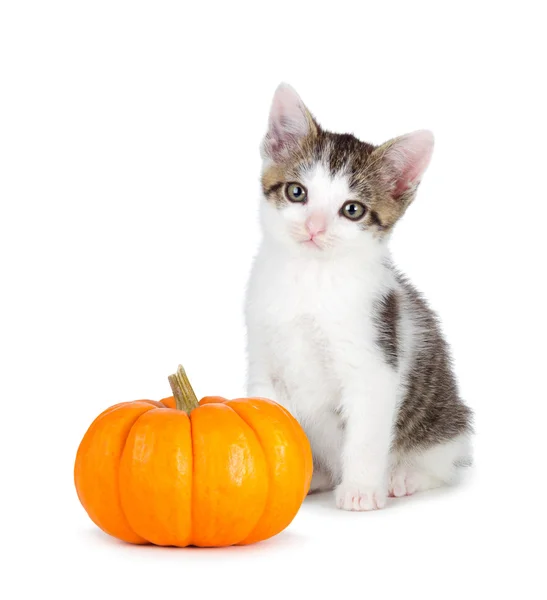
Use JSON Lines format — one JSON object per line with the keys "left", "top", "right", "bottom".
{"left": 168, "top": 365, "right": 200, "bottom": 413}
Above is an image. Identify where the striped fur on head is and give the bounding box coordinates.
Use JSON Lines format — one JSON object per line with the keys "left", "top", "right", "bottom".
{"left": 261, "top": 84, "right": 434, "bottom": 238}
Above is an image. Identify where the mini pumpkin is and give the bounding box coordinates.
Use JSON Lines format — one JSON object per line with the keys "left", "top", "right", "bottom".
{"left": 74, "top": 365, "right": 312, "bottom": 547}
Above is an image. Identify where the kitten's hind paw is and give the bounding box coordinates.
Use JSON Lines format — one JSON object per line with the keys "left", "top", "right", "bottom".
{"left": 389, "top": 468, "right": 419, "bottom": 497}
{"left": 388, "top": 467, "right": 441, "bottom": 497}
{"left": 335, "top": 482, "right": 387, "bottom": 511}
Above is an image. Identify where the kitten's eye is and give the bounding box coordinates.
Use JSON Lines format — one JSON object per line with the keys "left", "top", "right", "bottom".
{"left": 285, "top": 182, "right": 308, "bottom": 203}
{"left": 340, "top": 201, "right": 366, "bottom": 221}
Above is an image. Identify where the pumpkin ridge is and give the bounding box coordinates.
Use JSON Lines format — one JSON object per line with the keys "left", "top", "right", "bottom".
{"left": 189, "top": 403, "right": 269, "bottom": 546}
{"left": 116, "top": 406, "right": 158, "bottom": 544}
{"left": 227, "top": 398, "right": 313, "bottom": 545}
{"left": 274, "top": 404, "right": 313, "bottom": 499}
{"left": 226, "top": 405, "right": 272, "bottom": 545}
{"left": 74, "top": 401, "right": 156, "bottom": 544}
{"left": 188, "top": 403, "right": 195, "bottom": 545}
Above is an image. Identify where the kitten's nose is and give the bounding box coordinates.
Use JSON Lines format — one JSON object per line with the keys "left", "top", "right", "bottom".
{"left": 305, "top": 214, "right": 327, "bottom": 237}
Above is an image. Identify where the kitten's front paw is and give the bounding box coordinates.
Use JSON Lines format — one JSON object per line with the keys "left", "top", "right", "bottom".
{"left": 335, "top": 482, "right": 387, "bottom": 511}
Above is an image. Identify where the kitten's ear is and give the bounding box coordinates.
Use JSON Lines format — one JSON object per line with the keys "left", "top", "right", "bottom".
{"left": 374, "top": 130, "right": 434, "bottom": 199}
{"left": 262, "top": 83, "right": 318, "bottom": 161}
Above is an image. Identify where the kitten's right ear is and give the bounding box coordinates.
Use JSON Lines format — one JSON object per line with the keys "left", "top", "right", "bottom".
{"left": 262, "top": 83, "right": 317, "bottom": 161}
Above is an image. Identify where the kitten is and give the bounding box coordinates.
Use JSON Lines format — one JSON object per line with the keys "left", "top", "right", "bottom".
{"left": 245, "top": 84, "right": 473, "bottom": 511}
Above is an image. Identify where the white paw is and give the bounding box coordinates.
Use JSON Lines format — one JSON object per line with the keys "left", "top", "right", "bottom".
{"left": 388, "top": 467, "right": 443, "bottom": 497}
{"left": 388, "top": 468, "right": 420, "bottom": 497}
{"left": 335, "top": 482, "right": 387, "bottom": 511}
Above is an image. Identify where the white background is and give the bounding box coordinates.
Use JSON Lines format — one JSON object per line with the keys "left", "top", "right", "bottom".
{"left": 1, "top": 1, "right": 546, "bottom": 598}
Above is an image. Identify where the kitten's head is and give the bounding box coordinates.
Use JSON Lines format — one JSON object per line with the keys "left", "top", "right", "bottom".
{"left": 260, "top": 84, "right": 434, "bottom": 255}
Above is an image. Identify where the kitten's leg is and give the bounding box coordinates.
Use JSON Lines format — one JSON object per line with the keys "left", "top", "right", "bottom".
{"left": 334, "top": 354, "right": 399, "bottom": 511}
{"left": 246, "top": 343, "right": 278, "bottom": 400}
{"left": 389, "top": 434, "right": 472, "bottom": 497}
{"left": 304, "top": 412, "right": 343, "bottom": 494}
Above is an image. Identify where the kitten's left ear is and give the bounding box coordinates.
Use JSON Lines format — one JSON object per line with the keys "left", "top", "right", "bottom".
{"left": 374, "top": 130, "right": 434, "bottom": 199}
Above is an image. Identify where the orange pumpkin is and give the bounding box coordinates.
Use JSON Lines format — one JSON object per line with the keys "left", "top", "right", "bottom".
{"left": 74, "top": 365, "right": 313, "bottom": 547}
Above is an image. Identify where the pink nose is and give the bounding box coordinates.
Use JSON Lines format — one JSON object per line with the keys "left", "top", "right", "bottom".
{"left": 305, "top": 214, "right": 327, "bottom": 237}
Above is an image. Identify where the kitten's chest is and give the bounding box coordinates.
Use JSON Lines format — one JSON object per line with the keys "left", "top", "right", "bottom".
{"left": 255, "top": 257, "right": 376, "bottom": 326}
{"left": 250, "top": 256, "right": 382, "bottom": 375}
{"left": 248, "top": 252, "right": 389, "bottom": 415}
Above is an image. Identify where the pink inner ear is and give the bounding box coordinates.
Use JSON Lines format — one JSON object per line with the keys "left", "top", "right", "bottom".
{"left": 387, "top": 130, "right": 434, "bottom": 197}
{"left": 264, "top": 83, "right": 311, "bottom": 159}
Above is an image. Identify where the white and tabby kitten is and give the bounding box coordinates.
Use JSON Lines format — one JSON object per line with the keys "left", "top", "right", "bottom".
{"left": 245, "top": 84, "right": 473, "bottom": 511}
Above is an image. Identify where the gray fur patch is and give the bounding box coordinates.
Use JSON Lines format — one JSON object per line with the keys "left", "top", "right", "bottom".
{"left": 374, "top": 290, "right": 399, "bottom": 368}
{"left": 392, "top": 272, "right": 474, "bottom": 453}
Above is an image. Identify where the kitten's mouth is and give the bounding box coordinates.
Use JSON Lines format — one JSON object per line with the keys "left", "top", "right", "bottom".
{"left": 301, "top": 237, "right": 322, "bottom": 249}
